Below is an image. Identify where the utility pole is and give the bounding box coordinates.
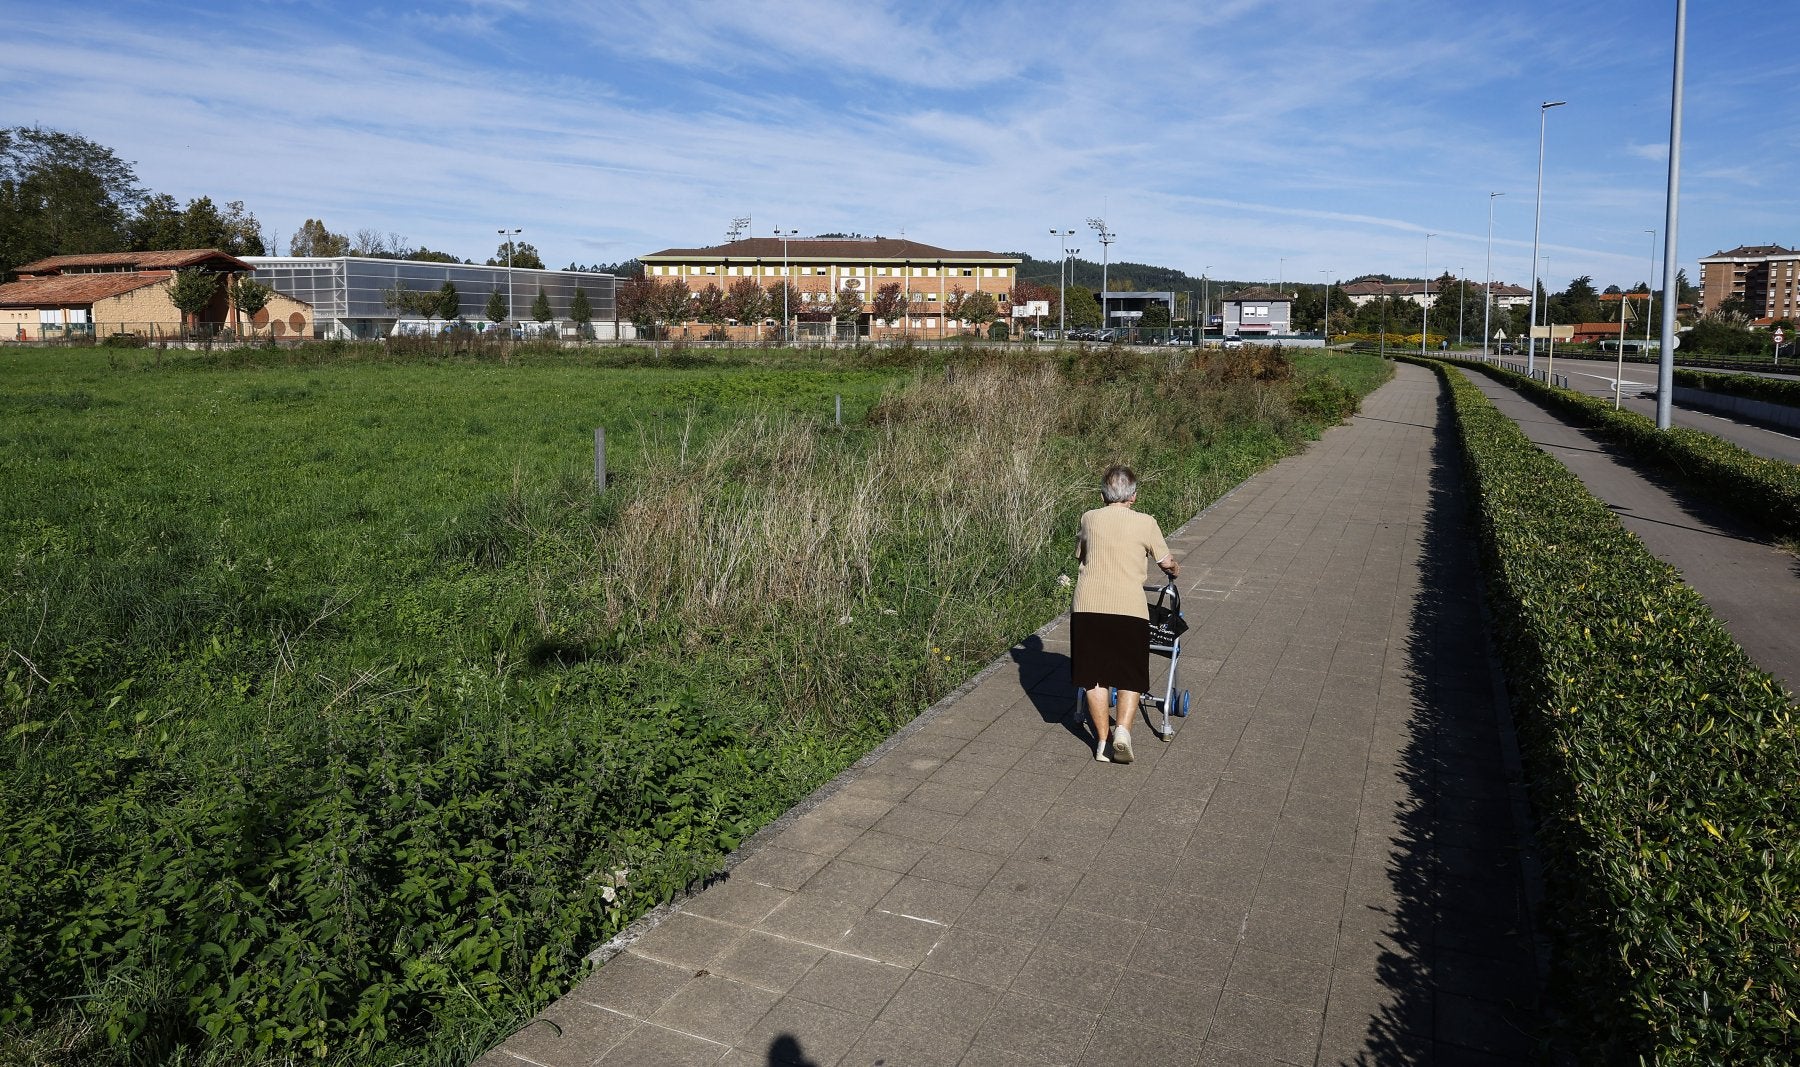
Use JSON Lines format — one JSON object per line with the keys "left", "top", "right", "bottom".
{"left": 1052, "top": 228, "right": 1074, "bottom": 337}
{"left": 1087, "top": 218, "right": 1114, "bottom": 331}
{"left": 497, "top": 227, "right": 521, "bottom": 326}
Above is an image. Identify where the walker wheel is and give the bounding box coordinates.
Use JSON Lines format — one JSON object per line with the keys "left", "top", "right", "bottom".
{"left": 1175, "top": 690, "right": 1191, "bottom": 717}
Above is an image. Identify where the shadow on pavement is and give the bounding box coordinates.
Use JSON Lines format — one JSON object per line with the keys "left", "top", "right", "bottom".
{"left": 1353, "top": 383, "right": 1551, "bottom": 1064}
{"left": 765, "top": 1032, "right": 819, "bottom": 1066}
{"left": 1009, "top": 634, "right": 1088, "bottom": 746}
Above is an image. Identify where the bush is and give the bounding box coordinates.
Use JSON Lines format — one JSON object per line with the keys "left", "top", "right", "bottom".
{"left": 1676, "top": 368, "right": 1800, "bottom": 408}
{"left": 1405, "top": 355, "right": 1800, "bottom": 1063}
{"left": 1448, "top": 358, "right": 1800, "bottom": 541}
{"left": 987, "top": 321, "right": 1009, "bottom": 341}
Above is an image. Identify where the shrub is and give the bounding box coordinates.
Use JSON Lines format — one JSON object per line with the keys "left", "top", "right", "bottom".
{"left": 1406, "top": 355, "right": 1800, "bottom": 1063}
{"left": 1675, "top": 368, "right": 1800, "bottom": 408}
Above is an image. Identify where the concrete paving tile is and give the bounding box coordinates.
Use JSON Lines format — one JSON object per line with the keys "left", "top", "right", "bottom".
{"left": 1204, "top": 991, "right": 1323, "bottom": 1066}
{"left": 1101, "top": 972, "right": 1221, "bottom": 1039}
{"left": 1253, "top": 874, "right": 1346, "bottom": 918}
{"left": 1222, "top": 945, "right": 1331, "bottom": 1012}
{"left": 937, "top": 814, "right": 1034, "bottom": 857}
{"left": 631, "top": 913, "right": 747, "bottom": 973}
{"left": 711, "top": 930, "right": 827, "bottom": 994}
{"left": 1011, "top": 746, "right": 1087, "bottom": 780}
{"left": 779, "top": 817, "right": 869, "bottom": 859}
{"left": 731, "top": 846, "right": 833, "bottom": 892}
{"left": 1064, "top": 869, "right": 1166, "bottom": 922}
{"left": 959, "top": 1044, "right": 1058, "bottom": 1067}
{"left": 1271, "top": 813, "right": 1358, "bottom": 855}
{"left": 973, "top": 991, "right": 1099, "bottom": 1064}
{"left": 1125, "top": 927, "right": 1236, "bottom": 985}
{"left": 1238, "top": 907, "right": 1339, "bottom": 965}
{"left": 836, "top": 909, "right": 946, "bottom": 968}
{"left": 905, "top": 780, "right": 986, "bottom": 815}
{"left": 919, "top": 927, "right": 1036, "bottom": 989}
{"left": 594, "top": 1023, "right": 730, "bottom": 1066}
{"left": 929, "top": 758, "right": 1012, "bottom": 791}
{"left": 1260, "top": 843, "right": 1351, "bottom": 889}
{"left": 1008, "top": 946, "right": 1123, "bottom": 1010}
{"left": 874, "top": 970, "right": 999, "bottom": 1044}
{"left": 808, "top": 792, "right": 898, "bottom": 830}
{"left": 833, "top": 829, "right": 932, "bottom": 874}
{"left": 840, "top": 1019, "right": 971, "bottom": 1067}
{"left": 840, "top": 773, "right": 922, "bottom": 803}
{"left": 734, "top": 996, "right": 870, "bottom": 1067}
{"left": 1092, "top": 843, "right": 1178, "bottom": 887}
{"left": 869, "top": 804, "right": 953, "bottom": 844}
{"left": 798, "top": 859, "right": 904, "bottom": 910}
{"left": 1037, "top": 905, "right": 1147, "bottom": 962}
{"left": 685, "top": 878, "right": 793, "bottom": 926}
{"left": 876, "top": 874, "right": 981, "bottom": 926}
{"left": 958, "top": 886, "right": 1062, "bottom": 943}
{"left": 955, "top": 739, "right": 1032, "bottom": 770}
{"left": 573, "top": 951, "right": 699, "bottom": 1019}
{"left": 1015, "top": 826, "right": 1106, "bottom": 868}
{"left": 757, "top": 894, "right": 872, "bottom": 947}
{"left": 1147, "top": 891, "right": 1252, "bottom": 944}
{"left": 909, "top": 843, "right": 1006, "bottom": 888}
{"left": 500, "top": 999, "right": 638, "bottom": 1066}
{"left": 1072, "top": 1007, "right": 1202, "bottom": 1058}
{"left": 783, "top": 946, "right": 912, "bottom": 1014}
{"left": 649, "top": 973, "right": 783, "bottom": 1046}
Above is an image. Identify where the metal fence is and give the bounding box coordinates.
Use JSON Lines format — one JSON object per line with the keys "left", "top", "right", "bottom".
{"left": 13, "top": 322, "right": 303, "bottom": 345}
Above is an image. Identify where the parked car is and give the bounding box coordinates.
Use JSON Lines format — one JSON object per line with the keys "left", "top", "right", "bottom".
{"left": 1094, "top": 328, "right": 1116, "bottom": 342}
{"left": 1027, "top": 328, "right": 1047, "bottom": 340}
{"left": 1222, "top": 335, "right": 1246, "bottom": 349}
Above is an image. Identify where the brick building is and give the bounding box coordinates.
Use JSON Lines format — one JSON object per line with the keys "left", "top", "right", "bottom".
{"left": 1697, "top": 244, "right": 1800, "bottom": 322}
{"left": 0, "top": 249, "right": 312, "bottom": 341}
{"left": 638, "top": 237, "right": 1019, "bottom": 338}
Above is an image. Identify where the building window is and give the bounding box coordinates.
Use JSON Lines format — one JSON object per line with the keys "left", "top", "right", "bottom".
{"left": 705, "top": 266, "right": 717, "bottom": 275}
{"left": 926, "top": 293, "right": 939, "bottom": 301}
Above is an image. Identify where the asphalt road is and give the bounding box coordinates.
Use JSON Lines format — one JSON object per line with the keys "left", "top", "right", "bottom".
{"left": 1504, "top": 354, "right": 1800, "bottom": 465}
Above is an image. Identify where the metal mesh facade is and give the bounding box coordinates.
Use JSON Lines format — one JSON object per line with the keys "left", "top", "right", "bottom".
{"left": 243, "top": 257, "right": 618, "bottom": 339}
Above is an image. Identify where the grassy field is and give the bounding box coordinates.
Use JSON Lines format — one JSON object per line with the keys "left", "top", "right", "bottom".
{"left": 1, "top": 342, "right": 1388, "bottom": 1065}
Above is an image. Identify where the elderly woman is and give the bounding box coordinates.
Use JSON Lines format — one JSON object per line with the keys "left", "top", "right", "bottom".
{"left": 1072, "top": 464, "right": 1180, "bottom": 763}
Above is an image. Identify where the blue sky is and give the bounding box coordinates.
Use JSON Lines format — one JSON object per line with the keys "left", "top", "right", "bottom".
{"left": 5, "top": 1, "right": 1797, "bottom": 291}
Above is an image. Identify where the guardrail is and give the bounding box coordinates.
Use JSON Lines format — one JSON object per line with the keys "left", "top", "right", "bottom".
{"left": 1466, "top": 353, "right": 1569, "bottom": 389}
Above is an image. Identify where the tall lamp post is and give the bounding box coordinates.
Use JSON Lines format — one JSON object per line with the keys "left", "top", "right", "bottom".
{"left": 1656, "top": 0, "right": 1686, "bottom": 430}
{"left": 774, "top": 229, "right": 798, "bottom": 343}
{"left": 497, "top": 228, "right": 521, "bottom": 325}
{"left": 1320, "top": 270, "right": 1331, "bottom": 343}
{"left": 1051, "top": 229, "right": 1074, "bottom": 337}
{"left": 1421, "top": 233, "right": 1435, "bottom": 357}
{"left": 1202, "top": 266, "right": 1211, "bottom": 343}
{"left": 1457, "top": 266, "right": 1467, "bottom": 346}
{"left": 1528, "top": 100, "right": 1567, "bottom": 373}
{"left": 1644, "top": 228, "right": 1657, "bottom": 356}
{"left": 1087, "top": 218, "right": 1113, "bottom": 331}
{"left": 1484, "top": 192, "right": 1502, "bottom": 356}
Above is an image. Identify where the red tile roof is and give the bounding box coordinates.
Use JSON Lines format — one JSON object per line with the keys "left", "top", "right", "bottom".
{"left": 0, "top": 271, "right": 171, "bottom": 307}
{"left": 641, "top": 237, "right": 1016, "bottom": 262}
{"left": 13, "top": 248, "right": 250, "bottom": 275}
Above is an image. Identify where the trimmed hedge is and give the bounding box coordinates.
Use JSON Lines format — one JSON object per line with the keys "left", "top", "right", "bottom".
{"left": 1447, "top": 357, "right": 1800, "bottom": 541}
{"left": 1675, "top": 368, "right": 1800, "bottom": 409}
{"left": 1404, "top": 355, "right": 1800, "bottom": 1063}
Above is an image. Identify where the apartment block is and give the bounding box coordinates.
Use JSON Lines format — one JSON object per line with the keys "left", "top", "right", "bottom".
{"left": 1697, "top": 244, "right": 1800, "bottom": 322}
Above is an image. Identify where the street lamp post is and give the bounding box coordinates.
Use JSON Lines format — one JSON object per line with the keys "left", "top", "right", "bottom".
{"left": 1087, "top": 218, "right": 1113, "bottom": 331}
{"left": 1051, "top": 229, "right": 1074, "bottom": 337}
{"left": 774, "top": 229, "right": 798, "bottom": 343}
{"left": 1457, "top": 267, "right": 1467, "bottom": 346}
{"left": 1528, "top": 100, "right": 1566, "bottom": 373}
{"left": 1320, "top": 270, "right": 1331, "bottom": 343}
{"left": 1484, "top": 192, "right": 1502, "bottom": 356}
{"left": 1202, "top": 266, "right": 1211, "bottom": 344}
{"left": 1656, "top": 0, "right": 1686, "bottom": 430}
{"left": 1644, "top": 228, "right": 1657, "bottom": 357}
{"left": 1421, "top": 233, "right": 1434, "bottom": 357}
{"left": 497, "top": 228, "right": 521, "bottom": 327}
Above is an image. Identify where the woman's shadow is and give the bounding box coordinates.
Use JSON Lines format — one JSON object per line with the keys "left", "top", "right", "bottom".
{"left": 1010, "top": 634, "right": 1088, "bottom": 742}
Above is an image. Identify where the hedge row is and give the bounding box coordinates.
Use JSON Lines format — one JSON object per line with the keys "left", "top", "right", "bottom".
{"left": 1447, "top": 357, "right": 1800, "bottom": 541}
{"left": 1405, "top": 355, "right": 1800, "bottom": 1063}
{"left": 1675, "top": 368, "right": 1800, "bottom": 409}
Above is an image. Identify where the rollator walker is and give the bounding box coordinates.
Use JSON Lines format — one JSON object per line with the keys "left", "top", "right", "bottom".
{"left": 1074, "top": 581, "right": 1192, "bottom": 740}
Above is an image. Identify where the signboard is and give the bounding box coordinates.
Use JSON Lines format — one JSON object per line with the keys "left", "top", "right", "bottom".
{"left": 1011, "top": 300, "right": 1050, "bottom": 318}
{"left": 1529, "top": 324, "right": 1575, "bottom": 340}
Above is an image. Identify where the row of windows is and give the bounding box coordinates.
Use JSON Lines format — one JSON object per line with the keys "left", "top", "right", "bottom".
{"left": 648, "top": 264, "right": 1011, "bottom": 279}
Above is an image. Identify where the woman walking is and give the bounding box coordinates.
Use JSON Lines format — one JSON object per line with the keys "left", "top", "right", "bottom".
{"left": 1072, "top": 465, "right": 1180, "bottom": 763}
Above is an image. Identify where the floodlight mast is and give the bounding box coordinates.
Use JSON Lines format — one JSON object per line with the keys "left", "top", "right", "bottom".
{"left": 1087, "top": 218, "right": 1114, "bottom": 329}
{"left": 498, "top": 228, "right": 521, "bottom": 325}
{"left": 1051, "top": 229, "right": 1075, "bottom": 337}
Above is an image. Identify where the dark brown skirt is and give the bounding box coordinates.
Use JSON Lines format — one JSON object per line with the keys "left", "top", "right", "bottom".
{"left": 1069, "top": 611, "right": 1150, "bottom": 693}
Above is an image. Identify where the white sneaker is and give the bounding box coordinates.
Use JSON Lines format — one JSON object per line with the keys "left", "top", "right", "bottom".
{"left": 1094, "top": 741, "right": 1111, "bottom": 762}
{"left": 1111, "top": 728, "right": 1134, "bottom": 764}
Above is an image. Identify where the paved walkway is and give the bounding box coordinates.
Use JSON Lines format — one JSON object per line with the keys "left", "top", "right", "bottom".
{"left": 1458, "top": 366, "right": 1800, "bottom": 697}
{"left": 473, "top": 362, "right": 1545, "bottom": 1067}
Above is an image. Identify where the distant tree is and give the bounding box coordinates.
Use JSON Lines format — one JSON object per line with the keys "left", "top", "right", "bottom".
{"left": 871, "top": 281, "right": 906, "bottom": 327}
{"left": 1685, "top": 316, "right": 1764, "bottom": 355}
{"left": 230, "top": 274, "right": 273, "bottom": 334}
{"left": 128, "top": 195, "right": 265, "bottom": 254}
{"left": 830, "top": 287, "right": 864, "bottom": 335}
{"left": 569, "top": 287, "right": 593, "bottom": 334}
{"left": 531, "top": 286, "right": 553, "bottom": 324}
{"left": 655, "top": 278, "right": 694, "bottom": 331}
{"left": 1675, "top": 268, "right": 1699, "bottom": 307}
{"left": 408, "top": 247, "right": 461, "bottom": 264}
{"left": 1139, "top": 302, "right": 1172, "bottom": 329}
{"left": 486, "top": 288, "right": 508, "bottom": 324}
{"left": 486, "top": 241, "right": 544, "bottom": 269}
{"left": 167, "top": 268, "right": 221, "bottom": 328}
{"left": 1550, "top": 274, "right": 1603, "bottom": 325}
{"left": 617, "top": 276, "right": 657, "bottom": 330}
{"left": 766, "top": 281, "right": 800, "bottom": 328}
{"left": 959, "top": 290, "right": 999, "bottom": 334}
{"left": 694, "top": 282, "right": 728, "bottom": 325}
{"left": 129, "top": 193, "right": 185, "bottom": 250}
{"left": 288, "top": 218, "right": 349, "bottom": 257}
{"left": 724, "top": 277, "right": 769, "bottom": 328}
{"left": 1064, "top": 286, "right": 1102, "bottom": 329}
{"left": 436, "top": 281, "right": 461, "bottom": 321}
{"left": 0, "top": 125, "right": 143, "bottom": 278}
{"left": 944, "top": 285, "right": 969, "bottom": 323}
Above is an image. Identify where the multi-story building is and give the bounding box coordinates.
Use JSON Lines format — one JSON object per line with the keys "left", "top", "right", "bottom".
{"left": 1221, "top": 286, "right": 1292, "bottom": 336}
{"left": 241, "top": 256, "right": 619, "bottom": 340}
{"left": 637, "top": 236, "right": 1019, "bottom": 338}
{"left": 1337, "top": 278, "right": 1532, "bottom": 311}
{"left": 1697, "top": 244, "right": 1800, "bottom": 322}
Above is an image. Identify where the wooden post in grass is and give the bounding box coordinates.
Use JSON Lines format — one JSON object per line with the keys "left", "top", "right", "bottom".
{"left": 835, "top": 394, "right": 841, "bottom": 426}
{"left": 594, "top": 427, "right": 606, "bottom": 490}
